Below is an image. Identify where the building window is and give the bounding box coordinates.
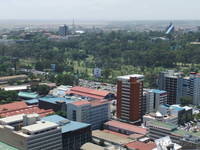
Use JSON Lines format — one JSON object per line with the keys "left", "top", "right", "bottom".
{"left": 73, "top": 110, "right": 77, "bottom": 121}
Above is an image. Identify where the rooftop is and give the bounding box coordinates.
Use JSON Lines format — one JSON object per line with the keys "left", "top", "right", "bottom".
{"left": 117, "top": 74, "right": 144, "bottom": 80}
{"left": 0, "top": 141, "right": 19, "bottom": 150}
{"left": 18, "top": 92, "right": 39, "bottom": 99}
{"left": 0, "top": 75, "right": 27, "bottom": 81}
{"left": 170, "top": 105, "right": 185, "bottom": 111}
{"left": 0, "top": 101, "right": 28, "bottom": 113}
{"left": 39, "top": 96, "right": 82, "bottom": 104}
{"left": 149, "top": 89, "right": 167, "bottom": 94}
{"left": 0, "top": 105, "right": 54, "bottom": 118}
{"left": 22, "top": 121, "right": 58, "bottom": 134}
{"left": 149, "top": 121, "right": 177, "bottom": 131}
{"left": 0, "top": 114, "right": 25, "bottom": 124}
{"left": 72, "top": 100, "right": 90, "bottom": 106}
{"left": 68, "top": 86, "right": 110, "bottom": 99}
{"left": 104, "top": 120, "right": 148, "bottom": 135}
{"left": 90, "top": 99, "right": 108, "bottom": 107}
{"left": 3, "top": 85, "right": 29, "bottom": 91}
{"left": 81, "top": 143, "right": 104, "bottom": 150}
{"left": 125, "top": 141, "right": 156, "bottom": 150}
{"left": 24, "top": 99, "right": 39, "bottom": 105}
{"left": 92, "top": 130, "right": 133, "bottom": 145}
{"left": 42, "top": 115, "right": 90, "bottom": 133}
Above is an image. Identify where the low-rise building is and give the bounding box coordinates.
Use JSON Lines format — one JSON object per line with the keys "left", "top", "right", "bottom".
{"left": 49, "top": 85, "right": 72, "bottom": 97}
{"left": 125, "top": 141, "right": 156, "bottom": 150}
{"left": 0, "top": 75, "right": 28, "bottom": 84}
{"left": 143, "top": 111, "right": 178, "bottom": 126}
{"left": 18, "top": 91, "right": 39, "bottom": 100}
{"left": 0, "top": 101, "right": 54, "bottom": 118}
{"left": 38, "top": 95, "right": 83, "bottom": 113}
{"left": 67, "top": 86, "right": 115, "bottom": 100}
{"left": 104, "top": 120, "right": 148, "bottom": 136}
{"left": 92, "top": 130, "right": 133, "bottom": 146}
{"left": 42, "top": 115, "right": 92, "bottom": 150}
{"left": 159, "top": 104, "right": 193, "bottom": 125}
{"left": 0, "top": 114, "right": 63, "bottom": 150}
{"left": 67, "top": 100, "right": 111, "bottom": 129}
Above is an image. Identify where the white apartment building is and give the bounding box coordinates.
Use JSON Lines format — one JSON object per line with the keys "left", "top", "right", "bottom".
{"left": 145, "top": 89, "right": 167, "bottom": 113}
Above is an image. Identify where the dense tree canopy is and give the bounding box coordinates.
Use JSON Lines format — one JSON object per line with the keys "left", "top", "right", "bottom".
{"left": 1, "top": 30, "right": 200, "bottom": 87}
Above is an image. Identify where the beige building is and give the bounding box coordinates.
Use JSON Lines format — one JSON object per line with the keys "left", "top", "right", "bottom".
{"left": 0, "top": 114, "right": 62, "bottom": 150}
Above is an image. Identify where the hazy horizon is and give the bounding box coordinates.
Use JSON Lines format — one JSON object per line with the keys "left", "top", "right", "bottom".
{"left": 0, "top": 0, "right": 200, "bottom": 21}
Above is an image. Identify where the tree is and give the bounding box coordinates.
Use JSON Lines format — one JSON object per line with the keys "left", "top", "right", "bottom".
{"left": 31, "top": 85, "right": 50, "bottom": 95}
{"left": 56, "top": 73, "right": 78, "bottom": 86}
{"left": 180, "top": 96, "right": 192, "bottom": 106}
{"left": 0, "top": 90, "right": 18, "bottom": 104}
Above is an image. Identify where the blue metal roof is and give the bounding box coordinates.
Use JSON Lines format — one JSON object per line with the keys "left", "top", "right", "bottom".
{"left": 39, "top": 96, "right": 75, "bottom": 104}
{"left": 160, "top": 104, "right": 170, "bottom": 108}
{"left": 42, "top": 115, "right": 90, "bottom": 133}
{"left": 150, "top": 89, "right": 167, "bottom": 94}
{"left": 25, "top": 99, "right": 39, "bottom": 104}
{"left": 170, "top": 105, "right": 184, "bottom": 111}
{"left": 18, "top": 92, "right": 39, "bottom": 99}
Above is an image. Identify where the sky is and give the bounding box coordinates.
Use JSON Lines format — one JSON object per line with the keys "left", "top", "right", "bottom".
{"left": 0, "top": 0, "right": 199, "bottom": 21}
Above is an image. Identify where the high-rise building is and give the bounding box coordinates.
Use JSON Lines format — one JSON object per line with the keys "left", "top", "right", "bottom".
{"left": 145, "top": 89, "right": 167, "bottom": 113}
{"left": 159, "top": 71, "right": 200, "bottom": 105}
{"left": 59, "top": 25, "right": 69, "bottom": 36}
{"left": 117, "top": 74, "right": 144, "bottom": 122}
{"left": 158, "top": 70, "right": 184, "bottom": 104}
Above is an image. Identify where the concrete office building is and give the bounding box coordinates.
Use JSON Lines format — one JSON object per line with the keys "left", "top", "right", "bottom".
{"left": 0, "top": 114, "right": 62, "bottom": 150}
{"left": 159, "top": 70, "right": 184, "bottom": 105}
{"left": 59, "top": 25, "right": 69, "bottom": 36}
{"left": 159, "top": 104, "right": 192, "bottom": 125}
{"left": 145, "top": 89, "right": 167, "bottom": 113}
{"left": 43, "top": 115, "right": 91, "bottom": 150}
{"left": 159, "top": 71, "right": 200, "bottom": 105}
{"left": 67, "top": 100, "right": 111, "bottom": 130}
{"left": 117, "top": 74, "right": 144, "bottom": 122}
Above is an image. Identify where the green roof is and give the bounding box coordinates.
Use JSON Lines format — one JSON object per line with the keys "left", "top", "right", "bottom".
{"left": 18, "top": 92, "right": 38, "bottom": 99}
{"left": 172, "top": 129, "right": 200, "bottom": 138}
{"left": 149, "top": 121, "right": 177, "bottom": 131}
{"left": 0, "top": 141, "right": 19, "bottom": 150}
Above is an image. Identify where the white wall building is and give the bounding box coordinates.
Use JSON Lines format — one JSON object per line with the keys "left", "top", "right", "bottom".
{"left": 145, "top": 89, "right": 167, "bottom": 113}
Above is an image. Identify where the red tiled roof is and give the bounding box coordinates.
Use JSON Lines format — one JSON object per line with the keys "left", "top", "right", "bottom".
{"left": 0, "top": 105, "right": 54, "bottom": 117}
{"left": 125, "top": 141, "right": 156, "bottom": 150}
{"left": 0, "top": 101, "right": 28, "bottom": 112}
{"left": 72, "top": 99, "right": 108, "bottom": 107}
{"left": 72, "top": 100, "right": 90, "bottom": 106}
{"left": 68, "top": 86, "right": 110, "bottom": 99}
{"left": 104, "top": 120, "right": 148, "bottom": 135}
{"left": 90, "top": 99, "right": 108, "bottom": 107}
